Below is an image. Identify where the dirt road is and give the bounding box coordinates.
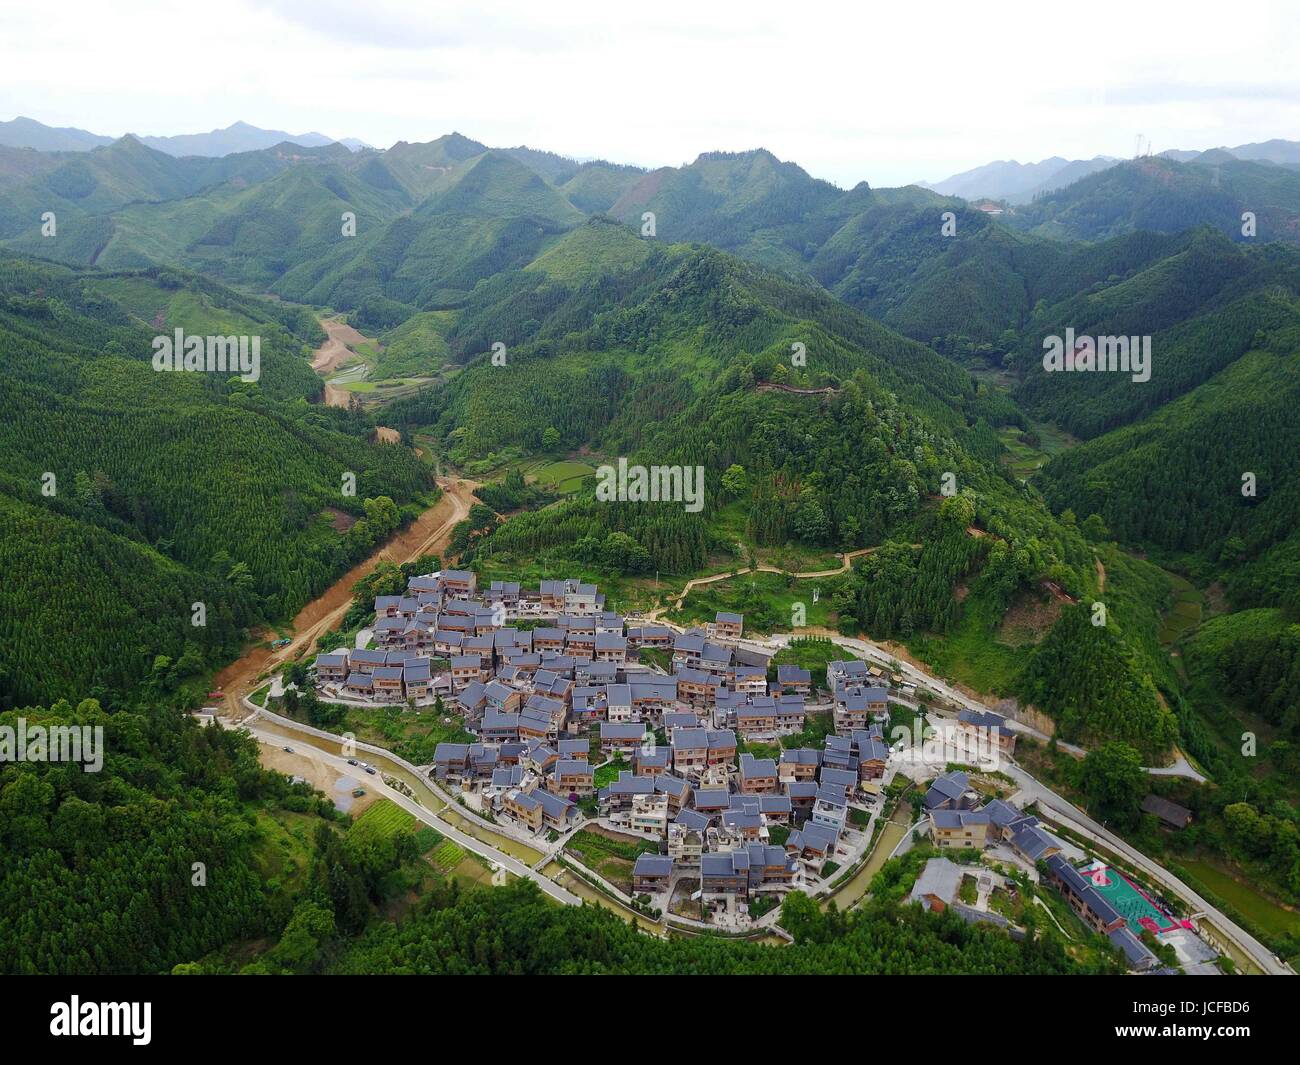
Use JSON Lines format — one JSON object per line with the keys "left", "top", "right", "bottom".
{"left": 311, "top": 317, "right": 373, "bottom": 374}
{"left": 213, "top": 477, "right": 479, "bottom": 720}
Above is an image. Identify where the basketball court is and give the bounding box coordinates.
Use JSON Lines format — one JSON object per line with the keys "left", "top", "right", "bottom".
{"left": 1078, "top": 859, "right": 1182, "bottom": 934}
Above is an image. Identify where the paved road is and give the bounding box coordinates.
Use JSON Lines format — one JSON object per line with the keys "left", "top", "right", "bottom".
{"left": 240, "top": 719, "right": 580, "bottom": 906}
{"left": 1006, "top": 763, "right": 1290, "bottom": 976}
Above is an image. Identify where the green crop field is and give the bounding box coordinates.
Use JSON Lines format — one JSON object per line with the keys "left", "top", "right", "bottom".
{"left": 347, "top": 800, "right": 416, "bottom": 843}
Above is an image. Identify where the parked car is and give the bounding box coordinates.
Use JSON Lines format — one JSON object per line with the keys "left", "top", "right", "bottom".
{"left": 364, "top": 767, "right": 377, "bottom": 776}
{"left": 347, "top": 758, "right": 358, "bottom": 766}
{"left": 282, "top": 746, "right": 293, "bottom": 753}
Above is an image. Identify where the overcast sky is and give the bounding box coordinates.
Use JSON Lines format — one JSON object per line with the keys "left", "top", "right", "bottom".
{"left": 2, "top": 0, "right": 1298, "bottom": 187}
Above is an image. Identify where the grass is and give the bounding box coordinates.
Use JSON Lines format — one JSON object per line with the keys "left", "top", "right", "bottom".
{"left": 670, "top": 569, "right": 839, "bottom": 634}
{"left": 530, "top": 459, "right": 596, "bottom": 494}
{"left": 320, "top": 704, "right": 473, "bottom": 766}
{"left": 251, "top": 807, "right": 327, "bottom": 896}
{"left": 1157, "top": 572, "right": 1205, "bottom": 646}
{"left": 1177, "top": 857, "right": 1300, "bottom": 939}
{"left": 594, "top": 757, "right": 629, "bottom": 789}
{"left": 348, "top": 800, "right": 416, "bottom": 843}
{"left": 564, "top": 827, "right": 658, "bottom": 894}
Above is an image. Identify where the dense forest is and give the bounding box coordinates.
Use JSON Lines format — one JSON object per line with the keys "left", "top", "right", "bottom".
{"left": 0, "top": 255, "right": 435, "bottom": 705}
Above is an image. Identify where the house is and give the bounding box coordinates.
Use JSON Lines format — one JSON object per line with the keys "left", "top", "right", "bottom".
{"left": 1108, "top": 926, "right": 1159, "bottom": 971}
{"left": 775, "top": 695, "right": 807, "bottom": 733}
{"left": 909, "top": 857, "right": 964, "bottom": 913}
{"left": 669, "top": 815, "right": 706, "bottom": 866}
{"left": 779, "top": 748, "right": 820, "bottom": 783}
{"left": 1005, "top": 817, "right": 1062, "bottom": 863}
{"left": 348, "top": 648, "right": 387, "bottom": 675}
{"left": 345, "top": 673, "right": 375, "bottom": 697}
{"left": 729, "top": 663, "right": 768, "bottom": 697}
{"left": 700, "top": 851, "right": 750, "bottom": 896}
{"left": 440, "top": 569, "right": 477, "bottom": 597}
{"left": 600, "top": 721, "right": 648, "bottom": 757}
{"left": 627, "top": 624, "right": 673, "bottom": 649}
{"left": 853, "top": 733, "right": 890, "bottom": 781}
{"left": 821, "top": 734, "right": 856, "bottom": 772}
{"left": 633, "top": 747, "right": 671, "bottom": 776}
{"left": 930, "top": 809, "right": 991, "bottom": 849}
{"left": 713, "top": 611, "right": 744, "bottom": 641}
{"left": 372, "top": 665, "right": 405, "bottom": 700}
{"left": 451, "top": 655, "right": 488, "bottom": 690}
{"left": 599, "top": 770, "right": 655, "bottom": 813}
{"left": 533, "top": 627, "right": 565, "bottom": 653}
{"left": 785, "top": 822, "right": 837, "bottom": 866}
{"left": 488, "top": 580, "right": 521, "bottom": 608}
{"left": 785, "top": 780, "right": 818, "bottom": 818}
{"left": 675, "top": 667, "right": 721, "bottom": 709}
{"left": 537, "top": 789, "right": 578, "bottom": 832}
{"left": 433, "top": 742, "right": 471, "bottom": 782}
{"left": 481, "top": 709, "right": 521, "bottom": 744}
{"left": 557, "top": 738, "right": 589, "bottom": 762}
{"left": 632, "top": 854, "right": 674, "bottom": 895}
{"left": 671, "top": 727, "right": 710, "bottom": 775}
{"left": 729, "top": 792, "right": 791, "bottom": 826}
{"left": 834, "top": 685, "right": 888, "bottom": 733}
{"left": 672, "top": 631, "right": 707, "bottom": 670}
{"left": 403, "top": 660, "right": 432, "bottom": 699}
{"left": 605, "top": 683, "right": 634, "bottom": 722}
{"left": 1141, "top": 795, "right": 1193, "bottom": 829}
{"left": 957, "top": 708, "right": 1017, "bottom": 757}
{"left": 698, "top": 642, "right": 733, "bottom": 676}
{"left": 706, "top": 729, "right": 737, "bottom": 767}
{"left": 622, "top": 791, "right": 670, "bottom": 838}
{"left": 663, "top": 711, "right": 702, "bottom": 740}
{"left": 826, "top": 659, "right": 870, "bottom": 695}
{"left": 484, "top": 679, "right": 523, "bottom": 715}
{"left": 551, "top": 759, "right": 595, "bottom": 798}
{"left": 775, "top": 664, "right": 811, "bottom": 695}
{"left": 691, "top": 788, "right": 732, "bottom": 819}
{"left": 735, "top": 700, "right": 779, "bottom": 741}
{"left": 702, "top": 844, "right": 797, "bottom": 898}
{"left": 456, "top": 680, "right": 487, "bottom": 720}
{"left": 315, "top": 652, "right": 348, "bottom": 683}
{"left": 719, "top": 801, "right": 767, "bottom": 844}
{"left": 501, "top": 789, "right": 543, "bottom": 833}
{"left": 654, "top": 773, "right": 692, "bottom": 812}
{"left": 819, "top": 766, "right": 858, "bottom": 798}
{"left": 594, "top": 632, "right": 627, "bottom": 663}
{"left": 1044, "top": 855, "right": 1127, "bottom": 934}
{"left": 739, "top": 754, "right": 779, "bottom": 795}
{"left": 924, "top": 770, "right": 972, "bottom": 811}
{"left": 811, "top": 785, "right": 848, "bottom": 835}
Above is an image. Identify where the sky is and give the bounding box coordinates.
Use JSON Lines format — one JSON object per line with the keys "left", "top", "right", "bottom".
{"left": 2, "top": 0, "right": 1299, "bottom": 187}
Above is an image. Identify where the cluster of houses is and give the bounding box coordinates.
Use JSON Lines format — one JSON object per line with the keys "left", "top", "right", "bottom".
{"left": 614, "top": 720, "right": 894, "bottom": 902}
{"left": 339, "top": 572, "right": 909, "bottom": 911}
{"left": 920, "top": 770, "right": 1162, "bottom": 970}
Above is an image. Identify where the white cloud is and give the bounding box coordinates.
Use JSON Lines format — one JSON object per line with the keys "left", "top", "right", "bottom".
{"left": 0, "top": 0, "right": 1296, "bottom": 186}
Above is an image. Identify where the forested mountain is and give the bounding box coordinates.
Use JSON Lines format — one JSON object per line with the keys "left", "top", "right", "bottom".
{"left": 923, "top": 155, "right": 1119, "bottom": 204}
{"left": 4, "top": 120, "right": 1300, "bottom": 971}
{"left": 0, "top": 255, "right": 433, "bottom": 707}
{"left": 1006, "top": 155, "right": 1300, "bottom": 243}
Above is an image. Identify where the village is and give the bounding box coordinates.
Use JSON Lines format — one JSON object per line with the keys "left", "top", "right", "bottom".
{"left": 308, "top": 569, "right": 1222, "bottom": 971}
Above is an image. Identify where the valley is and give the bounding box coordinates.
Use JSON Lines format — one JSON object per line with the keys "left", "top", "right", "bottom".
{"left": 3, "top": 108, "right": 1299, "bottom": 983}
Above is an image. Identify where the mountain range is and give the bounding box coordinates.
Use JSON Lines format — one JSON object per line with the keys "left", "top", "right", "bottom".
{"left": 3, "top": 120, "right": 1299, "bottom": 970}
{"left": 0, "top": 116, "right": 369, "bottom": 156}
{"left": 923, "top": 139, "right": 1300, "bottom": 204}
